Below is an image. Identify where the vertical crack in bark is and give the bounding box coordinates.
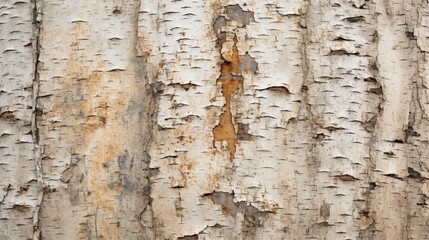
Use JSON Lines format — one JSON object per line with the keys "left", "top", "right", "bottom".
{"left": 300, "top": 1, "right": 320, "bottom": 229}
{"left": 359, "top": 5, "right": 381, "bottom": 238}
{"left": 359, "top": 131, "right": 377, "bottom": 239}
{"left": 403, "top": 3, "right": 423, "bottom": 234}
{"left": 141, "top": 86, "right": 157, "bottom": 239}
{"left": 94, "top": 205, "right": 99, "bottom": 240}
{"left": 414, "top": 65, "right": 428, "bottom": 120}
{"left": 31, "top": 0, "right": 43, "bottom": 239}
{"left": 134, "top": 0, "right": 156, "bottom": 237}
{"left": 212, "top": 35, "right": 242, "bottom": 160}
{"left": 403, "top": 64, "right": 420, "bottom": 240}
{"left": 360, "top": 90, "right": 379, "bottom": 238}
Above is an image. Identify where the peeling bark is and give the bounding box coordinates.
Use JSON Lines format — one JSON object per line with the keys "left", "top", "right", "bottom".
{"left": 3, "top": 0, "right": 429, "bottom": 239}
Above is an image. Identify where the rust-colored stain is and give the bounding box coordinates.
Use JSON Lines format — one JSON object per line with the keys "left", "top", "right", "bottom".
{"left": 177, "top": 156, "right": 196, "bottom": 188}
{"left": 212, "top": 6, "right": 257, "bottom": 160}
{"left": 212, "top": 35, "right": 242, "bottom": 160}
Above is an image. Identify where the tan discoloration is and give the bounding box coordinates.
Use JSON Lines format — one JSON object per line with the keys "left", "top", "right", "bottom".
{"left": 48, "top": 23, "right": 105, "bottom": 149}
{"left": 88, "top": 141, "right": 120, "bottom": 210}
{"left": 260, "top": 202, "right": 279, "bottom": 213}
{"left": 36, "top": 1, "right": 152, "bottom": 239}
{"left": 176, "top": 156, "right": 196, "bottom": 188}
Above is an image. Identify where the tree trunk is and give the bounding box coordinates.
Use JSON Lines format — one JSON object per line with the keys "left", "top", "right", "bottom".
{"left": 2, "top": 0, "right": 429, "bottom": 239}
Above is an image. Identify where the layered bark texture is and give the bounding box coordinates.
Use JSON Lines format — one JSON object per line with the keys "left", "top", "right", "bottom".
{"left": 2, "top": 0, "right": 429, "bottom": 239}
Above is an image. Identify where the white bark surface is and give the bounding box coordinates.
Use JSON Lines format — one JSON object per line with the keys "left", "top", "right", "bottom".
{"left": 2, "top": 0, "right": 429, "bottom": 239}
{"left": 0, "top": 1, "right": 40, "bottom": 239}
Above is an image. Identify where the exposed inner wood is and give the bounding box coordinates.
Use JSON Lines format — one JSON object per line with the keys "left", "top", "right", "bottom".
{"left": 213, "top": 35, "right": 242, "bottom": 160}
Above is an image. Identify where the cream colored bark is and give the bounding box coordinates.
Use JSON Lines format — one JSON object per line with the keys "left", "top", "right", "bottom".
{"left": 2, "top": 0, "right": 429, "bottom": 239}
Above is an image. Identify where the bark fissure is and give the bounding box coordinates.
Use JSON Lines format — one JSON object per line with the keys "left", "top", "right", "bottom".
{"left": 31, "top": 0, "right": 43, "bottom": 239}
{"left": 359, "top": 4, "right": 380, "bottom": 238}
{"left": 133, "top": 0, "right": 156, "bottom": 237}
{"left": 94, "top": 205, "right": 99, "bottom": 240}
{"left": 135, "top": 1, "right": 158, "bottom": 237}
{"left": 141, "top": 73, "right": 157, "bottom": 239}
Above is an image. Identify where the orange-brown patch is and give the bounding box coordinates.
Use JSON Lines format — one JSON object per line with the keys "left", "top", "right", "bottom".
{"left": 212, "top": 35, "right": 242, "bottom": 160}
{"left": 261, "top": 202, "right": 279, "bottom": 213}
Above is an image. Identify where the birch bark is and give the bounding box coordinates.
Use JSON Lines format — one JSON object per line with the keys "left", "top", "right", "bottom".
{"left": 2, "top": 0, "right": 429, "bottom": 239}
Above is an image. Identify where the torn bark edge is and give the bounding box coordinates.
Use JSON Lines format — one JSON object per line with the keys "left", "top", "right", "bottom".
{"left": 31, "top": 0, "right": 44, "bottom": 239}
{"left": 177, "top": 223, "right": 223, "bottom": 240}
